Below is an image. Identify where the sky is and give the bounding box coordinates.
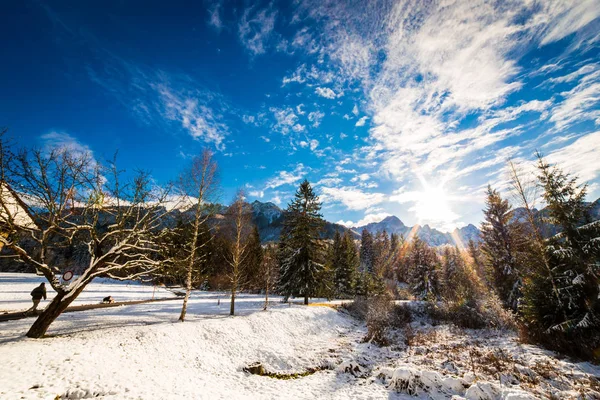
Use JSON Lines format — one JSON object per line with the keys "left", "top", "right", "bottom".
{"left": 1, "top": 0, "right": 599, "bottom": 232}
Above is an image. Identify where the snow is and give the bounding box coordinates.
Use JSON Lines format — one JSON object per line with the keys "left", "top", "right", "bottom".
{"left": 1, "top": 273, "right": 599, "bottom": 399}
{"left": 0, "top": 273, "right": 177, "bottom": 313}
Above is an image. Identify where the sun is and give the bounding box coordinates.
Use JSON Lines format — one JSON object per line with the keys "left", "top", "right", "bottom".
{"left": 406, "top": 176, "right": 462, "bottom": 233}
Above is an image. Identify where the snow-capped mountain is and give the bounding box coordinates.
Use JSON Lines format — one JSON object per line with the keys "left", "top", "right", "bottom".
{"left": 353, "top": 217, "right": 482, "bottom": 247}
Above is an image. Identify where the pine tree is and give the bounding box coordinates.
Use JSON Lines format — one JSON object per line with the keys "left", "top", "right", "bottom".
{"left": 520, "top": 155, "right": 600, "bottom": 360}
{"left": 332, "top": 230, "right": 358, "bottom": 298}
{"left": 480, "top": 185, "right": 522, "bottom": 311}
{"left": 359, "top": 229, "right": 374, "bottom": 273}
{"left": 441, "top": 246, "right": 474, "bottom": 302}
{"left": 242, "top": 226, "right": 263, "bottom": 292}
{"left": 407, "top": 236, "right": 440, "bottom": 301}
{"left": 373, "top": 230, "right": 391, "bottom": 278}
{"left": 467, "top": 239, "right": 487, "bottom": 286}
{"left": 278, "top": 180, "right": 325, "bottom": 305}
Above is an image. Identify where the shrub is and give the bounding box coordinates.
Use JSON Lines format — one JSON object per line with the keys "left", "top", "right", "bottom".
{"left": 426, "top": 296, "right": 516, "bottom": 330}
{"left": 343, "top": 294, "right": 413, "bottom": 346}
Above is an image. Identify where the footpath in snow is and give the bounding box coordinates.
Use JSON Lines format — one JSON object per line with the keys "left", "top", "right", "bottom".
{"left": 0, "top": 273, "right": 598, "bottom": 399}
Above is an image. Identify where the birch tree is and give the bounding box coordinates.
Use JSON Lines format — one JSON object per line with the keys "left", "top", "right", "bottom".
{"left": 0, "top": 136, "right": 171, "bottom": 338}
{"left": 260, "top": 244, "right": 278, "bottom": 310}
{"left": 225, "top": 191, "right": 252, "bottom": 316}
{"left": 177, "top": 150, "right": 218, "bottom": 322}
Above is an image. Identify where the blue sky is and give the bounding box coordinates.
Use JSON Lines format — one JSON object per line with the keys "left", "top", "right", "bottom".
{"left": 1, "top": 0, "right": 599, "bottom": 231}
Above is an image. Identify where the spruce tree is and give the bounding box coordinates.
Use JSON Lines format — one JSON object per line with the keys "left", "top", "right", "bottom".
{"left": 278, "top": 180, "right": 325, "bottom": 305}
{"left": 242, "top": 225, "right": 263, "bottom": 292}
{"left": 359, "top": 229, "right": 374, "bottom": 273}
{"left": 407, "top": 236, "right": 440, "bottom": 301}
{"left": 520, "top": 156, "right": 600, "bottom": 360}
{"left": 480, "top": 185, "right": 522, "bottom": 311}
{"left": 333, "top": 230, "right": 358, "bottom": 298}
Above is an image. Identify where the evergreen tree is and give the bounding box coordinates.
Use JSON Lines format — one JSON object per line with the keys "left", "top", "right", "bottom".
{"left": 467, "top": 239, "right": 487, "bottom": 286}
{"left": 441, "top": 246, "right": 474, "bottom": 302}
{"left": 278, "top": 180, "right": 325, "bottom": 305}
{"left": 521, "top": 156, "right": 600, "bottom": 360}
{"left": 373, "top": 230, "right": 391, "bottom": 277}
{"left": 359, "top": 229, "right": 374, "bottom": 273}
{"left": 480, "top": 185, "right": 522, "bottom": 310}
{"left": 332, "top": 230, "right": 358, "bottom": 298}
{"left": 242, "top": 225, "right": 263, "bottom": 292}
{"left": 406, "top": 237, "right": 440, "bottom": 301}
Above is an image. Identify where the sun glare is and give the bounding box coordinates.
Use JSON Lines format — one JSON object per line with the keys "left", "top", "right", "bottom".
{"left": 409, "top": 177, "right": 462, "bottom": 233}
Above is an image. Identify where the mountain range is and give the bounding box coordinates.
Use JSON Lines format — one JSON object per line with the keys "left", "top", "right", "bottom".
{"left": 242, "top": 197, "right": 600, "bottom": 247}
{"left": 244, "top": 201, "right": 480, "bottom": 247}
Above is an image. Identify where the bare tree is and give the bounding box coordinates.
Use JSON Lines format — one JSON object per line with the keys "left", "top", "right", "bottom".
{"left": 261, "top": 245, "right": 278, "bottom": 310}
{"left": 225, "top": 190, "right": 252, "bottom": 316}
{"left": 0, "top": 136, "right": 171, "bottom": 338}
{"left": 177, "top": 150, "right": 218, "bottom": 322}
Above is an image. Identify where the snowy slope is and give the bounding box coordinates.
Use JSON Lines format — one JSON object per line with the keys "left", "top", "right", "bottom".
{"left": 1, "top": 274, "right": 598, "bottom": 399}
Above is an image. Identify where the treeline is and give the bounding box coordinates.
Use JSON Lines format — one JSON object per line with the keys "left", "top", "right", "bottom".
{"left": 1, "top": 126, "right": 597, "bottom": 359}
{"left": 267, "top": 155, "right": 599, "bottom": 361}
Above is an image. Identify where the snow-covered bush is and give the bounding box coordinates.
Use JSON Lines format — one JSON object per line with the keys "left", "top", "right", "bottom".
{"left": 426, "top": 295, "right": 516, "bottom": 330}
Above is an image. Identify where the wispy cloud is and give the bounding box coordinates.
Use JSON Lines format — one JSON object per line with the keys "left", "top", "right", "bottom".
{"left": 265, "top": 163, "right": 307, "bottom": 189}
{"left": 315, "top": 87, "right": 341, "bottom": 99}
{"left": 320, "top": 186, "right": 385, "bottom": 211}
{"left": 40, "top": 131, "right": 93, "bottom": 158}
{"left": 238, "top": 4, "right": 277, "bottom": 55}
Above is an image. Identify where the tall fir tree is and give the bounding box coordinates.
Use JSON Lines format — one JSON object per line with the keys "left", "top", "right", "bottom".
{"left": 407, "top": 236, "right": 440, "bottom": 301}
{"left": 242, "top": 225, "right": 263, "bottom": 292}
{"left": 359, "top": 229, "right": 374, "bottom": 273}
{"left": 278, "top": 180, "right": 325, "bottom": 305}
{"left": 332, "top": 230, "right": 358, "bottom": 298}
{"left": 520, "top": 156, "right": 600, "bottom": 360}
{"left": 480, "top": 185, "right": 522, "bottom": 311}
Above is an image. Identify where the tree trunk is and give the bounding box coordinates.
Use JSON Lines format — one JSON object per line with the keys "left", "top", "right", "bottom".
{"left": 263, "top": 285, "right": 269, "bottom": 311}
{"left": 26, "top": 285, "right": 83, "bottom": 338}
{"left": 179, "top": 264, "right": 193, "bottom": 322}
{"left": 304, "top": 293, "right": 308, "bottom": 305}
{"left": 230, "top": 286, "right": 235, "bottom": 316}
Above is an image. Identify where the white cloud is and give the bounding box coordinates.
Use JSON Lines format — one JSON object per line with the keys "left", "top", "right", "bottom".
{"left": 207, "top": 2, "right": 223, "bottom": 31}
{"left": 546, "top": 130, "right": 600, "bottom": 183}
{"left": 238, "top": 5, "right": 277, "bottom": 55}
{"left": 321, "top": 186, "right": 385, "bottom": 210}
{"left": 271, "top": 195, "right": 282, "bottom": 205}
{"left": 40, "top": 131, "right": 94, "bottom": 159}
{"left": 352, "top": 105, "right": 359, "bottom": 116}
{"left": 354, "top": 212, "right": 392, "bottom": 227}
{"left": 315, "top": 87, "right": 339, "bottom": 99}
{"left": 351, "top": 173, "right": 370, "bottom": 182}
{"left": 265, "top": 164, "right": 306, "bottom": 189}
{"left": 316, "top": 177, "right": 342, "bottom": 186}
{"left": 355, "top": 116, "right": 368, "bottom": 127}
{"left": 87, "top": 58, "right": 229, "bottom": 150}
{"left": 549, "top": 70, "right": 600, "bottom": 129}
{"left": 308, "top": 110, "right": 325, "bottom": 127}
{"left": 336, "top": 220, "right": 355, "bottom": 227}
{"left": 249, "top": 190, "right": 265, "bottom": 198}
{"left": 270, "top": 107, "right": 299, "bottom": 134}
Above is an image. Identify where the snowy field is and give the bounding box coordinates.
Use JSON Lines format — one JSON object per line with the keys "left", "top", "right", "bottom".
{"left": 0, "top": 273, "right": 599, "bottom": 399}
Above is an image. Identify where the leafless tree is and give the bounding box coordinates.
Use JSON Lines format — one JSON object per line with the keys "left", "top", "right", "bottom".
{"left": 225, "top": 190, "right": 252, "bottom": 316}
{"left": 177, "top": 150, "right": 218, "bottom": 322}
{"left": 260, "top": 245, "right": 278, "bottom": 311}
{"left": 0, "top": 135, "right": 172, "bottom": 338}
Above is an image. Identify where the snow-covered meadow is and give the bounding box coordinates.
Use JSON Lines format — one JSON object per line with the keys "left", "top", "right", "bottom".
{"left": 0, "top": 274, "right": 598, "bottom": 399}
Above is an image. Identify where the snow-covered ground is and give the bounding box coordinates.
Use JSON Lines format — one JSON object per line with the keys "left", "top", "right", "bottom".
{"left": 0, "top": 273, "right": 598, "bottom": 399}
